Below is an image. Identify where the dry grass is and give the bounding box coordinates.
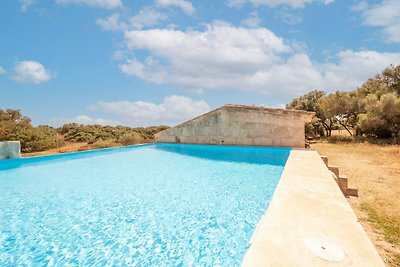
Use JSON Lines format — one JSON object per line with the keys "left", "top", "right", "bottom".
{"left": 21, "top": 140, "right": 149, "bottom": 157}
{"left": 311, "top": 142, "right": 400, "bottom": 266}
{"left": 21, "top": 142, "right": 104, "bottom": 157}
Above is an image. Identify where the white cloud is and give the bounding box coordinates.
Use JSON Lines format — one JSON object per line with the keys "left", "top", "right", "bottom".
{"left": 53, "top": 115, "right": 121, "bottom": 126}
{"left": 321, "top": 50, "right": 400, "bottom": 90}
{"left": 88, "top": 95, "right": 211, "bottom": 126}
{"left": 118, "top": 22, "right": 400, "bottom": 95}
{"left": 96, "top": 7, "right": 168, "bottom": 31}
{"left": 155, "top": 0, "right": 195, "bottom": 15}
{"left": 241, "top": 11, "right": 262, "bottom": 28}
{"left": 55, "top": 0, "right": 122, "bottom": 9}
{"left": 19, "top": 0, "right": 35, "bottom": 12}
{"left": 274, "top": 9, "right": 302, "bottom": 24}
{"left": 356, "top": 0, "right": 400, "bottom": 43}
{"left": 12, "top": 60, "right": 53, "bottom": 84}
{"left": 227, "top": 0, "right": 334, "bottom": 9}
{"left": 97, "top": 13, "right": 122, "bottom": 31}
{"left": 0, "top": 66, "right": 5, "bottom": 75}
{"left": 128, "top": 7, "right": 168, "bottom": 29}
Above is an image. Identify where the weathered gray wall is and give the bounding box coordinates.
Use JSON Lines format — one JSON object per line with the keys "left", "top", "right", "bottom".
{"left": 0, "top": 141, "right": 21, "bottom": 160}
{"left": 155, "top": 105, "right": 314, "bottom": 148}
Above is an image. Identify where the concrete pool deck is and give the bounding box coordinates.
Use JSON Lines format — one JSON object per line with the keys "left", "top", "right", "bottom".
{"left": 243, "top": 149, "right": 384, "bottom": 266}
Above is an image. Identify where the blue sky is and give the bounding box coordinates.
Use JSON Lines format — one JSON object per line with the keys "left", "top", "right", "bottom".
{"left": 0, "top": 0, "right": 399, "bottom": 127}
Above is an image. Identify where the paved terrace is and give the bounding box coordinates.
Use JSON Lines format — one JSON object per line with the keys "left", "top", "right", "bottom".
{"left": 243, "top": 149, "right": 384, "bottom": 267}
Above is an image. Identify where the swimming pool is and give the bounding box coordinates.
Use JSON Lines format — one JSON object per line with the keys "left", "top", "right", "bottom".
{"left": 0, "top": 143, "right": 290, "bottom": 266}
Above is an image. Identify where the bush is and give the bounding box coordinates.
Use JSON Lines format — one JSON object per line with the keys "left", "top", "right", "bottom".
{"left": 117, "top": 133, "right": 143, "bottom": 146}
{"left": 0, "top": 109, "right": 63, "bottom": 153}
{"left": 326, "top": 136, "right": 354, "bottom": 144}
{"left": 287, "top": 65, "right": 400, "bottom": 139}
{"left": 92, "top": 139, "right": 116, "bottom": 149}
{"left": 58, "top": 124, "right": 169, "bottom": 144}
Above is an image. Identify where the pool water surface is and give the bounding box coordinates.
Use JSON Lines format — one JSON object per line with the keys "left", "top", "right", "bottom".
{"left": 0, "top": 143, "right": 290, "bottom": 266}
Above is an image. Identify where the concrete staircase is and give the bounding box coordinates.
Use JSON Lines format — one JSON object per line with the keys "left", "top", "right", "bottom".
{"left": 320, "top": 155, "right": 358, "bottom": 197}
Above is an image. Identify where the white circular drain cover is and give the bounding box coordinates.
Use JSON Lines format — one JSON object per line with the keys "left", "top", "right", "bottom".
{"left": 305, "top": 237, "right": 346, "bottom": 262}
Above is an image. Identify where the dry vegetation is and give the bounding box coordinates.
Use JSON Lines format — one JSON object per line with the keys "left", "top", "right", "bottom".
{"left": 22, "top": 142, "right": 92, "bottom": 157}
{"left": 311, "top": 141, "right": 400, "bottom": 266}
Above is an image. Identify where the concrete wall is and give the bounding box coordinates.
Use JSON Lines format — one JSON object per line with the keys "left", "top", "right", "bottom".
{"left": 155, "top": 104, "right": 314, "bottom": 148}
{"left": 0, "top": 141, "right": 21, "bottom": 160}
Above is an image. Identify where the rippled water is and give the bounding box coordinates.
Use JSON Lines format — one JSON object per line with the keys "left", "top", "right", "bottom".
{"left": 0, "top": 144, "right": 289, "bottom": 266}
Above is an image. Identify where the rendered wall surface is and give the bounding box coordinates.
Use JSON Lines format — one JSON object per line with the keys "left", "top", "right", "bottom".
{"left": 155, "top": 105, "right": 314, "bottom": 148}
{"left": 0, "top": 141, "right": 21, "bottom": 160}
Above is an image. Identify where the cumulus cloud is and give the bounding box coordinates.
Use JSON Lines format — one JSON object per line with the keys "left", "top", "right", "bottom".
{"left": 356, "top": 0, "right": 400, "bottom": 43}
{"left": 55, "top": 0, "right": 122, "bottom": 9}
{"left": 155, "top": 0, "right": 195, "bottom": 15}
{"left": 227, "top": 0, "right": 334, "bottom": 9}
{"left": 118, "top": 22, "right": 400, "bottom": 95}
{"left": 0, "top": 66, "right": 5, "bottom": 74}
{"left": 321, "top": 50, "right": 400, "bottom": 90}
{"left": 12, "top": 60, "right": 53, "bottom": 84}
{"left": 53, "top": 115, "right": 121, "bottom": 126}
{"left": 87, "top": 95, "right": 211, "bottom": 126}
{"left": 97, "top": 7, "right": 168, "bottom": 31}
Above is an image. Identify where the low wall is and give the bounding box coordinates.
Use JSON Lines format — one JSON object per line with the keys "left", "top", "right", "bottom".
{"left": 0, "top": 141, "right": 21, "bottom": 160}
{"left": 156, "top": 105, "right": 314, "bottom": 148}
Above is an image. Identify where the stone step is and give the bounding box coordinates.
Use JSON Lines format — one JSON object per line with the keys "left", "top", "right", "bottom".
{"left": 321, "top": 155, "right": 358, "bottom": 198}
{"left": 338, "top": 175, "right": 349, "bottom": 191}
{"left": 320, "top": 155, "right": 328, "bottom": 166}
{"left": 346, "top": 188, "right": 359, "bottom": 197}
{"left": 328, "top": 165, "right": 339, "bottom": 178}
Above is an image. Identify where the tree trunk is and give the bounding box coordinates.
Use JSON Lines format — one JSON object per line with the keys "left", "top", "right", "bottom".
{"left": 339, "top": 121, "right": 353, "bottom": 136}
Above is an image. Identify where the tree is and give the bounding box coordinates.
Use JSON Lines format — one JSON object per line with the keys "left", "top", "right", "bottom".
{"left": 358, "top": 93, "right": 400, "bottom": 138}
{"left": 286, "top": 65, "right": 400, "bottom": 139}
{"left": 377, "top": 65, "right": 400, "bottom": 95}
{"left": 0, "top": 108, "right": 63, "bottom": 152}
{"left": 319, "top": 92, "right": 359, "bottom": 136}
{"left": 286, "top": 90, "right": 325, "bottom": 136}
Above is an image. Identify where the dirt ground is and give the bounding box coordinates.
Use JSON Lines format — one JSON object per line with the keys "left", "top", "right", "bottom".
{"left": 311, "top": 142, "right": 400, "bottom": 266}
{"left": 22, "top": 142, "right": 98, "bottom": 157}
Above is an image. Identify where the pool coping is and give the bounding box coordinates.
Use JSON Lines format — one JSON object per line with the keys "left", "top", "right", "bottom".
{"left": 242, "top": 148, "right": 385, "bottom": 266}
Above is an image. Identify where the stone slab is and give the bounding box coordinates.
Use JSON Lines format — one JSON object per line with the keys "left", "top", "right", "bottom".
{"left": 242, "top": 149, "right": 384, "bottom": 267}
{"left": 0, "top": 141, "right": 21, "bottom": 160}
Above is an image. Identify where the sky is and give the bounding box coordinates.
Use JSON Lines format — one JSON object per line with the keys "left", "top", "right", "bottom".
{"left": 0, "top": 0, "right": 399, "bottom": 127}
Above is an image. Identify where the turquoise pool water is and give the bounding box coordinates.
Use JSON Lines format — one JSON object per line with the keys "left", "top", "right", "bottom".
{"left": 0, "top": 143, "right": 290, "bottom": 266}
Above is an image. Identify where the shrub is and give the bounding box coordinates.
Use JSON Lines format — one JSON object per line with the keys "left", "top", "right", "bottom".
{"left": 326, "top": 136, "right": 354, "bottom": 143}
{"left": 58, "top": 124, "right": 169, "bottom": 144}
{"left": 117, "top": 133, "right": 143, "bottom": 146}
{"left": 0, "top": 109, "right": 63, "bottom": 153}
{"left": 92, "top": 139, "right": 116, "bottom": 149}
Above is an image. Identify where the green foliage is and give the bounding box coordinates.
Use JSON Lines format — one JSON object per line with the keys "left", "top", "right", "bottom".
{"left": 286, "top": 90, "right": 327, "bottom": 137}
{"left": 361, "top": 202, "right": 400, "bottom": 246}
{"left": 286, "top": 90, "right": 325, "bottom": 114}
{"left": 58, "top": 124, "right": 168, "bottom": 145}
{"left": 377, "top": 64, "right": 400, "bottom": 95}
{"left": 0, "top": 108, "right": 169, "bottom": 153}
{"left": 287, "top": 65, "right": 400, "bottom": 139}
{"left": 358, "top": 93, "right": 400, "bottom": 138}
{"left": 92, "top": 139, "right": 116, "bottom": 149}
{"left": 117, "top": 133, "right": 143, "bottom": 146}
{"left": 0, "top": 109, "right": 63, "bottom": 152}
{"left": 326, "top": 136, "right": 353, "bottom": 144}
